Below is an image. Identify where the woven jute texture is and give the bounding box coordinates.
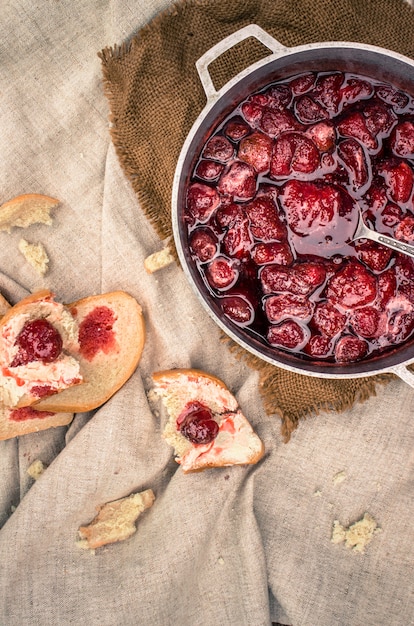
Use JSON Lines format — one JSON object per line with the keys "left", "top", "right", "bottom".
{"left": 99, "top": 0, "right": 414, "bottom": 439}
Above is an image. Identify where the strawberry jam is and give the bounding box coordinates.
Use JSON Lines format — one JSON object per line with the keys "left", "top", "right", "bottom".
{"left": 78, "top": 306, "right": 117, "bottom": 361}
{"left": 176, "top": 401, "right": 219, "bottom": 444}
{"left": 183, "top": 71, "right": 414, "bottom": 364}
{"left": 10, "top": 318, "right": 63, "bottom": 367}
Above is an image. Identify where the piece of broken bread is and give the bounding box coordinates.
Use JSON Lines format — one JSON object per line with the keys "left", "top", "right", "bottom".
{"left": 0, "top": 289, "right": 145, "bottom": 438}
{"left": 0, "top": 193, "right": 60, "bottom": 233}
{"left": 77, "top": 489, "right": 155, "bottom": 551}
{"left": 151, "top": 368, "right": 264, "bottom": 473}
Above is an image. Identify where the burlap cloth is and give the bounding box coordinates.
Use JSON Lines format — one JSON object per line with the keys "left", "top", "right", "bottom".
{"left": 99, "top": 0, "right": 414, "bottom": 439}
{"left": 0, "top": 1, "right": 413, "bottom": 626}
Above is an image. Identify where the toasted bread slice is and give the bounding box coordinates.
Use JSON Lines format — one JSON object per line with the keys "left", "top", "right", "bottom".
{"left": 0, "top": 405, "right": 73, "bottom": 441}
{"left": 151, "top": 368, "right": 264, "bottom": 473}
{"left": 0, "top": 290, "right": 83, "bottom": 408}
{"left": 33, "top": 291, "right": 145, "bottom": 413}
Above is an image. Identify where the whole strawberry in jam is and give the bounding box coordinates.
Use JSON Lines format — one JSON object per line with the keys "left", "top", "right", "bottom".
{"left": 10, "top": 318, "right": 63, "bottom": 367}
{"left": 177, "top": 401, "right": 219, "bottom": 445}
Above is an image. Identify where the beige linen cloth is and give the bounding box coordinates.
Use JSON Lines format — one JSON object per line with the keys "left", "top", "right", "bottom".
{"left": 0, "top": 1, "right": 413, "bottom": 625}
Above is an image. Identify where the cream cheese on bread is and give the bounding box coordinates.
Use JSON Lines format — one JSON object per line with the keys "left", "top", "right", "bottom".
{"left": 0, "top": 298, "right": 82, "bottom": 407}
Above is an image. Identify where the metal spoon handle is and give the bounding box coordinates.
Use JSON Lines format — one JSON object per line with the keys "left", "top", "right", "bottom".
{"left": 356, "top": 222, "right": 414, "bottom": 259}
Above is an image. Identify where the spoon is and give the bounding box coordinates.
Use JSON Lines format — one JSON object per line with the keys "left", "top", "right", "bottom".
{"left": 351, "top": 209, "right": 414, "bottom": 260}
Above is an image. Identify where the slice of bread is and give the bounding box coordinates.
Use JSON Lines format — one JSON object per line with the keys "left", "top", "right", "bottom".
{"left": 0, "top": 290, "right": 83, "bottom": 408}
{"left": 0, "top": 405, "right": 73, "bottom": 441}
{"left": 33, "top": 291, "right": 145, "bottom": 413}
{"left": 77, "top": 489, "right": 155, "bottom": 551}
{"left": 151, "top": 368, "right": 264, "bottom": 473}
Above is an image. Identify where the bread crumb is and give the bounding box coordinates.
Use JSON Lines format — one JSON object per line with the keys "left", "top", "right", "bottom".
{"left": 331, "top": 513, "right": 382, "bottom": 553}
{"left": 217, "top": 556, "right": 225, "bottom": 565}
{"left": 18, "top": 239, "right": 49, "bottom": 275}
{"left": 144, "top": 246, "right": 174, "bottom": 273}
{"left": 77, "top": 489, "right": 155, "bottom": 551}
{"left": 333, "top": 470, "right": 346, "bottom": 485}
{"left": 27, "top": 459, "right": 46, "bottom": 480}
{"left": 0, "top": 193, "right": 59, "bottom": 233}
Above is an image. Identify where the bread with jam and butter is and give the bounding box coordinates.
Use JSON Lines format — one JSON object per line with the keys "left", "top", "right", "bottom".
{"left": 151, "top": 368, "right": 264, "bottom": 473}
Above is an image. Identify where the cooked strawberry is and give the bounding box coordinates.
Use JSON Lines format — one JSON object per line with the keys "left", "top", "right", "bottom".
{"left": 186, "top": 183, "right": 220, "bottom": 222}
{"left": 290, "top": 72, "right": 316, "bottom": 95}
{"left": 304, "top": 334, "right": 332, "bottom": 358}
{"left": 238, "top": 131, "right": 273, "bottom": 173}
{"left": 195, "top": 159, "right": 224, "bottom": 181}
{"left": 241, "top": 101, "right": 263, "bottom": 127}
{"left": 217, "top": 161, "right": 257, "bottom": 200}
{"left": 395, "top": 214, "right": 414, "bottom": 242}
{"left": 265, "top": 84, "right": 292, "bottom": 110}
{"left": 337, "top": 112, "right": 377, "bottom": 151}
{"left": 215, "top": 203, "right": 244, "bottom": 229}
{"left": 260, "top": 262, "right": 326, "bottom": 296}
{"left": 335, "top": 336, "right": 368, "bottom": 362}
{"left": 362, "top": 101, "right": 396, "bottom": 137}
{"left": 326, "top": 261, "right": 377, "bottom": 309}
{"left": 390, "top": 121, "right": 414, "bottom": 158}
{"left": 244, "top": 196, "right": 287, "bottom": 241}
{"left": 189, "top": 228, "right": 218, "bottom": 262}
{"left": 340, "top": 78, "right": 373, "bottom": 104}
{"left": 267, "top": 320, "right": 307, "bottom": 349}
{"left": 313, "top": 301, "right": 347, "bottom": 337}
{"left": 259, "top": 109, "right": 301, "bottom": 138}
{"left": 203, "top": 135, "right": 234, "bottom": 162}
{"left": 264, "top": 293, "right": 313, "bottom": 323}
{"left": 350, "top": 306, "right": 382, "bottom": 337}
{"left": 394, "top": 256, "right": 414, "bottom": 303}
{"left": 355, "top": 240, "right": 393, "bottom": 272}
{"left": 222, "top": 215, "right": 253, "bottom": 259}
{"left": 270, "top": 133, "right": 320, "bottom": 177}
{"left": 376, "top": 84, "right": 409, "bottom": 111}
{"left": 220, "top": 293, "right": 255, "bottom": 326}
{"left": 251, "top": 241, "right": 293, "bottom": 265}
{"left": 379, "top": 159, "right": 414, "bottom": 204}
{"left": 337, "top": 138, "right": 370, "bottom": 190}
{"left": 305, "top": 121, "right": 336, "bottom": 152}
{"left": 313, "top": 72, "right": 344, "bottom": 113}
{"left": 379, "top": 202, "right": 404, "bottom": 230}
{"left": 295, "top": 95, "right": 329, "bottom": 123}
{"left": 224, "top": 116, "right": 251, "bottom": 141}
{"left": 280, "top": 179, "right": 352, "bottom": 236}
{"left": 205, "top": 256, "right": 238, "bottom": 290}
{"left": 377, "top": 268, "right": 397, "bottom": 309}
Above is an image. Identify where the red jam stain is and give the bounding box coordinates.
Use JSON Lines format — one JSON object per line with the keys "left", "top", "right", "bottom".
{"left": 9, "top": 407, "right": 55, "bottom": 422}
{"left": 184, "top": 70, "right": 414, "bottom": 364}
{"left": 10, "top": 319, "right": 63, "bottom": 367}
{"left": 176, "top": 401, "right": 219, "bottom": 445}
{"left": 78, "top": 306, "right": 117, "bottom": 361}
{"left": 220, "top": 416, "right": 236, "bottom": 434}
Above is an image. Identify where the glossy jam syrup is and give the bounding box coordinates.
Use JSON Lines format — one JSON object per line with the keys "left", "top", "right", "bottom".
{"left": 183, "top": 71, "right": 414, "bottom": 364}
{"left": 10, "top": 318, "right": 63, "bottom": 367}
{"left": 176, "top": 401, "right": 219, "bottom": 444}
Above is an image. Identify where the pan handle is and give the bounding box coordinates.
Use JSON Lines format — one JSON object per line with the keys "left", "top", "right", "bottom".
{"left": 390, "top": 363, "right": 414, "bottom": 388}
{"left": 196, "top": 24, "right": 287, "bottom": 101}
